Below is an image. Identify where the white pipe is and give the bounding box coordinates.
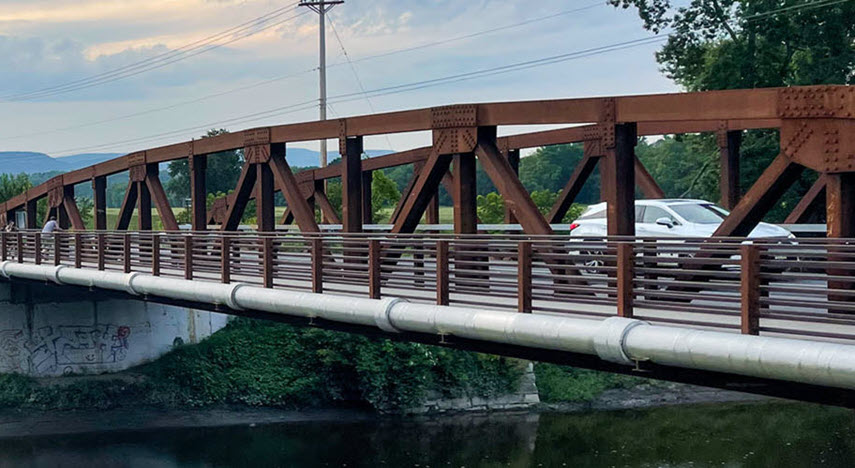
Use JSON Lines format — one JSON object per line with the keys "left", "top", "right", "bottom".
{"left": 4, "top": 261, "right": 855, "bottom": 391}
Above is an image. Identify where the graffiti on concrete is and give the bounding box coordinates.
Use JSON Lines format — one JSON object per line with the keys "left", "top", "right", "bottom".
{"left": 0, "top": 325, "right": 131, "bottom": 375}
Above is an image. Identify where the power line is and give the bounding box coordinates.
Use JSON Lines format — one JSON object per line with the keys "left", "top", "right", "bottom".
{"left": 328, "top": 16, "right": 395, "bottom": 151}
{"left": 30, "top": 0, "right": 847, "bottom": 154}
{"left": 48, "top": 36, "right": 665, "bottom": 156}
{"left": 1, "top": 2, "right": 606, "bottom": 141}
{"left": 1, "top": 3, "right": 306, "bottom": 102}
{"left": 744, "top": 0, "right": 852, "bottom": 20}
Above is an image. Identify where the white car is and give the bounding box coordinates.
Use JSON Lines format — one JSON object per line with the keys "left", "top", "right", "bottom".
{"left": 569, "top": 199, "right": 794, "bottom": 239}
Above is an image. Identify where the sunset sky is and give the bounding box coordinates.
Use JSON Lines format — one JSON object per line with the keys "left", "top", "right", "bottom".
{"left": 0, "top": 0, "right": 675, "bottom": 159}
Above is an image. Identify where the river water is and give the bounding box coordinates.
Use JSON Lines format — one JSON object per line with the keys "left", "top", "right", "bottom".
{"left": 1, "top": 402, "right": 853, "bottom": 467}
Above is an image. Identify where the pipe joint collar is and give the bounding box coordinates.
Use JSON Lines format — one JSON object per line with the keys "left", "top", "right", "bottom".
{"left": 51, "top": 265, "right": 67, "bottom": 285}
{"left": 225, "top": 283, "right": 247, "bottom": 311}
{"left": 124, "top": 272, "right": 142, "bottom": 296}
{"left": 0, "top": 261, "right": 10, "bottom": 279}
{"left": 374, "top": 297, "right": 407, "bottom": 333}
{"left": 594, "top": 317, "right": 648, "bottom": 366}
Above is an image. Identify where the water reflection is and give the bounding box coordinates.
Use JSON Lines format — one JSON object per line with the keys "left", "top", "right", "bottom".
{"left": 1, "top": 402, "right": 854, "bottom": 467}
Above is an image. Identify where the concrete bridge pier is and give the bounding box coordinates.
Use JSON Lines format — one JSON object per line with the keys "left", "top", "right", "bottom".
{"left": 0, "top": 281, "right": 228, "bottom": 377}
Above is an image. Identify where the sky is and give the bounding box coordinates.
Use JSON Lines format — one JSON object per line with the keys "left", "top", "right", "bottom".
{"left": 0, "top": 0, "right": 677, "bottom": 160}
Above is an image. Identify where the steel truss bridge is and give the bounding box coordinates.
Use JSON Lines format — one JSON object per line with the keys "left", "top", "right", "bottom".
{"left": 3, "top": 85, "right": 855, "bottom": 406}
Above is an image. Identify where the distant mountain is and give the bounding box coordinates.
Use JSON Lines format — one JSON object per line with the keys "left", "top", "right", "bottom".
{"left": 0, "top": 152, "right": 121, "bottom": 175}
{"left": 0, "top": 148, "right": 393, "bottom": 176}
{"left": 283, "top": 148, "right": 394, "bottom": 169}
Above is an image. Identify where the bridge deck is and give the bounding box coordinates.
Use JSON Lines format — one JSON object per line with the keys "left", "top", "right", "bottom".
{"left": 3, "top": 231, "right": 855, "bottom": 346}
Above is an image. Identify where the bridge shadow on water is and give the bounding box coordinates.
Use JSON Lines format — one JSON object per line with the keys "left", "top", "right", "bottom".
{"left": 0, "top": 402, "right": 854, "bottom": 467}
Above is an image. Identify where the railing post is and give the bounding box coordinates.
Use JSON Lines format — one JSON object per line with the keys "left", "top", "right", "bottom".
{"left": 221, "top": 236, "right": 231, "bottom": 284}
{"left": 53, "top": 233, "right": 61, "bottom": 266}
{"left": 436, "top": 240, "right": 449, "bottom": 306}
{"left": 184, "top": 236, "right": 193, "bottom": 280}
{"left": 123, "top": 233, "right": 131, "bottom": 273}
{"left": 368, "top": 239, "right": 381, "bottom": 299}
{"left": 152, "top": 234, "right": 161, "bottom": 276}
{"left": 518, "top": 241, "right": 532, "bottom": 313}
{"left": 16, "top": 232, "right": 23, "bottom": 264}
{"left": 740, "top": 244, "right": 760, "bottom": 335}
{"left": 34, "top": 232, "right": 42, "bottom": 265}
{"left": 311, "top": 238, "right": 323, "bottom": 293}
{"left": 97, "top": 233, "right": 105, "bottom": 271}
{"left": 616, "top": 242, "right": 634, "bottom": 318}
{"left": 74, "top": 233, "right": 82, "bottom": 269}
{"left": 262, "top": 236, "right": 273, "bottom": 288}
{"left": 0, "top": 232, "right": 6, "bottom": 262}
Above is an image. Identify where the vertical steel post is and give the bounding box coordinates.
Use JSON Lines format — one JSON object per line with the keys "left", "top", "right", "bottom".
{"left": 221, "top": 236, "right": 231, "bottom": 284}
{"left": 190, "top": 153, "right": 208, "bottom": 231}
{"left": 368, "top": 239, "right": 381, "bottom": 299}
{"left": 341, "top": 136, "right": 364, "bottom": 233}
{"left": 74, "top": 233, "right": 82, "bottom": 269}
{"left": 184, "top": 236, "right": 194, "bottom": 280}
{"left": 616, "top": 242, "right": 634, "bottom": 318}
{"left": 152, "top": 234, "right": 161, "bottom": 276}
{"left": 97, "top": 233, "right": 105, "bottom": 270}
{"left": 436, "top": 240, "right": 449, "bottom": 306}
{"left": 262, "top": 236, "right": 274, "bottom": 288}
{"left": 505, "top": 149, "right": 521, "bottom": 224}
{"left": 123, "top": 234, "right": 132, "bottom": 273}
{"left": 718, "top": 129, "right": 742, "bottom": 210}
{"left": 517, "top": 241, "right": 532, "bottom": 313}
{"left": 34, "top": 233, "right": 41, "bottom": 265}
{"left": 312, "top": 238, "right": 324, "bottom": 293}
{"left": 606, "top": 123, "right": 638, "bottom": 236}
{"left": 740, "top": 244, "right": 760, "bottom": 335}
{"left": 92, "top": 176, "right": 107, "bottom": 230}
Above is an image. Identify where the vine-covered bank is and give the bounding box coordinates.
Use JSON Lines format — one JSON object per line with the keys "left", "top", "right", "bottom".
{"left": 0, "top": 318, "right": 642, "bottom": 413}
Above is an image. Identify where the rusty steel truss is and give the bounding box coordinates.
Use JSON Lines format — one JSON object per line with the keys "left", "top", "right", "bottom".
{"left": 2, "top": 85, "right": 854, "bottom": 240}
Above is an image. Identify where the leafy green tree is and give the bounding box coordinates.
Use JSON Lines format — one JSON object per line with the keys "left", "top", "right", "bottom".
{"left": 0, "top": 173, "right": 32, "bottom": 203}
{"left": 476, "top": 192, "right": 505, "bottom": 224}
{"left": 76, "top": 197, "right": 94, "bottom": 228}
{"left": 609, "top": 0, "right": 855, "bottom": 221}
{"left": 371, "top": 171, "right": 401, "bottom": 222}
{"left": 166, "top": 129, "right": 243, "bottom": 206}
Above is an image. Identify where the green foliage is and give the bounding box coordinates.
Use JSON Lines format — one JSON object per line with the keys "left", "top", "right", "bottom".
{"left": 165, "top": 129, "right": 243, "bottom": 206}
{"left": 75, "top": 197, "right": 94, "bottom": 228}
{"left": 477, "top": 190, "right": 586, "bottom": 225}
{"left": 610, "top": 0, "right": 854, "bottom": 222}
{"left": 0, "top": 173, "right": 32, "bottom": 204}
{"left": 534, "top": 363, "right": 641, "bottom": 403}
{"left": 371, "top": 171, "right": 401, "bottom": 222}
{"left": 0, "top": 320, "right": 523, "bottom": 413}
{"left": 476, "top": 192, "right": 505, "bottom": 224}
{"left": 609, "top": 0, "right": 855, "bottom": 91}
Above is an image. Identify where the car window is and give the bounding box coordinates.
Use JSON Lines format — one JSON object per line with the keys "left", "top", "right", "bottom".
{"left": 579, "top": 209, "right": 605, "bottom": 220}
{"left": 635, "top": 206, "right": 645, "bottom": 221}
{"left": 641, "top": 206, "right": 672, "bottom": 224}
{"left": 671, "top": 204, "right": 727, "bottom": 224}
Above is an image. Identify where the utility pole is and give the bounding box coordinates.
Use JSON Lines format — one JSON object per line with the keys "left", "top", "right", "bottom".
{"left": 300, "top": 0, "right": 344, "bottom": 172}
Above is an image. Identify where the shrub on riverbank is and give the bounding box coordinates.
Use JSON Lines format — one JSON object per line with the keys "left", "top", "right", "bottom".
{"left": 534, "top": 363, "right": 641, "bottom": 402}
{"left": 0, "top": 319, "right": 524, "bottom": 413}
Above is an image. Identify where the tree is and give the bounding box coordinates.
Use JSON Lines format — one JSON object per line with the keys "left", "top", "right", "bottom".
{"left": 76, "top": 197, "right": 94, "bottom": 228}
{"left": 0, "top": 173, "right": 32, "bottom": 203}
{"left": 165, "top": 129, "right": 243, "bottom": 206}
{"left": 609, "top": 0, "right": 854, "bottom": 91}
{"left": 371, "top": 171, "right": 401, "bottom": 222}
{"left": 609, "top": 0, "right": 855, "bottom": 221}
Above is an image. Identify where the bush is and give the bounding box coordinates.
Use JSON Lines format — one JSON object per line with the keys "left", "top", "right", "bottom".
{"left": 534, "top": 363, "right": 641, "bottom": 403}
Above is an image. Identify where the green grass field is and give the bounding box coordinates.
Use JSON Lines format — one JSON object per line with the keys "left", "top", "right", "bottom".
{"left": 95, "top": 205, "right": 454, "bottom": 230}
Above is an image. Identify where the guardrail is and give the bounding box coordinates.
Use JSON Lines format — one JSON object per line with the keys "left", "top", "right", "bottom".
{"left": 2, "top": 231, "right": 854, "bottom": 343}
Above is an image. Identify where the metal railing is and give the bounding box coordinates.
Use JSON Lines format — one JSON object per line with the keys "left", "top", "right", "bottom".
{"left": 3, "top": 231, "right": 855, "bottom": 342}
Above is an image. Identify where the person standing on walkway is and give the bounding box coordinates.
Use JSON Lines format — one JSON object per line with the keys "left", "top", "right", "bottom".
{"left": 41, "top": 216, "right": 61, "bottom": 258}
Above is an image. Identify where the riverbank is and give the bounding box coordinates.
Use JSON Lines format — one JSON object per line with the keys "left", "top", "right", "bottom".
{"left": 0, "top": 382, "right": 767, "bottom": 440}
